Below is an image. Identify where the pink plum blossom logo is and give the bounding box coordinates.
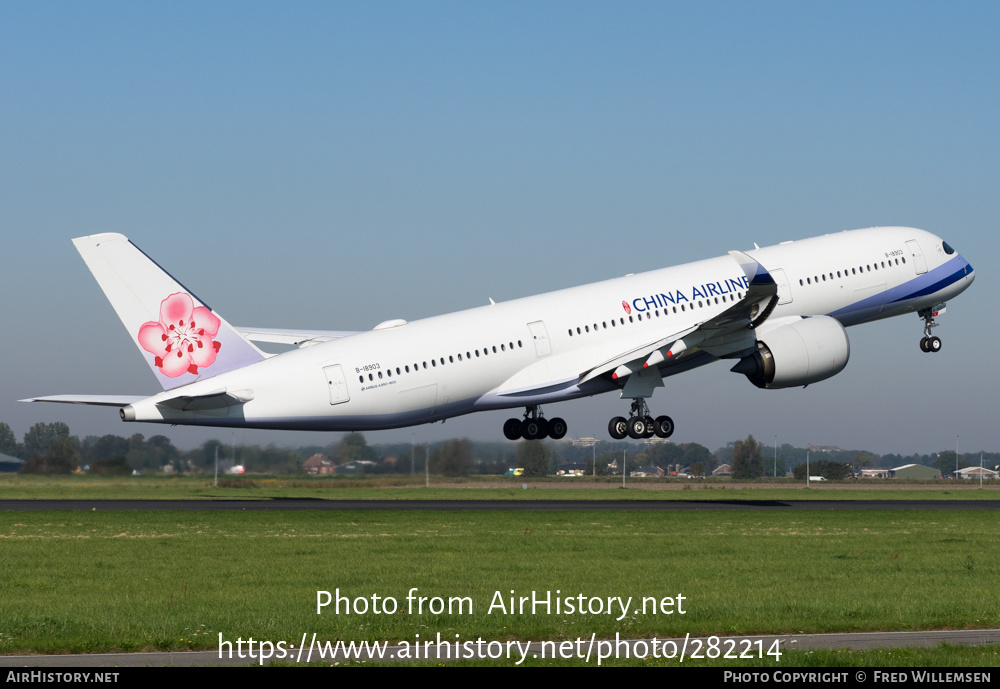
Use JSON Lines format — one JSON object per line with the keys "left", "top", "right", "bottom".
{"left": 138, "top": 293, "right": 222, "bottom": 377}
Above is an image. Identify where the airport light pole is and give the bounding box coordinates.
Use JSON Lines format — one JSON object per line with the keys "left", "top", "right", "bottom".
{"left": 622, "top": 449, "right": 627, "bottom": 489}
{"left": 806, "top": 450, "right": 810, "bottom": 488}
{"left": 774, "top": 435, "right": 778, "bottom": 478}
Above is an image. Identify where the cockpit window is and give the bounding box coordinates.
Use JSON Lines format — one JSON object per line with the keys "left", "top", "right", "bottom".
{"left": 943, "top": 241, "right": 955, "bottom": 255}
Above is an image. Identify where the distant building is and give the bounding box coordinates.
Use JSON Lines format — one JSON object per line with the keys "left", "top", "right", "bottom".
{"left": 630, "top": 465, "right": 664, "bottom": 478}
{"left": 0, "top": 453, "right": 24, "bottom": 473}
{"left": 808, "top": 445, "right": 846, "bottom": 453}
{"left": 858, "top": 469, "right": 891, "bottom": 479}
{"left": 303, "top": 453, "right": 335, "bottom": 475}
{"left": 556, "top": 463, "right": 588, "bottom": 477}
{"left": 954, "top": 466, "right": 1000, "bottom": 480}
{"left": 890, "top": 464, "right": 940, "bottom": 479}
{"left": 571, "top": 437, "right": 598, "bottom": 448}
{"left": 335, "top": 460, "right": 377, "bottom": 475}
{"left": 712, "top": 464, "right": 732, "bottom": 477}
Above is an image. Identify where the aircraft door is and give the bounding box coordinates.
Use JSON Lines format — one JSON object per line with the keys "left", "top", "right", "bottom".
{"left": 527, "top": 321, "right": 552, "bottom": 357}
{"left": 770, "top": 268, "right": 793, "bottom": 305}
{"left": 906, "top": 240, "right": 928, "bottom": 275}
{"left": 323, "top": 365, "right": 350, "bottom": 405}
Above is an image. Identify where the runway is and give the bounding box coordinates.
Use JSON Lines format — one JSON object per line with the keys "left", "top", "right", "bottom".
{"left": 2, "top": 498, "right": 1000, "bottom": 511}
{"left": 1, "top": 629, "right": 998, "bottom": 666}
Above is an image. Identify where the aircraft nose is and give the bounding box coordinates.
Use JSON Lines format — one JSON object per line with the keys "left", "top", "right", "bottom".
{"left": 962, "top": 255, "right": 975, "bottom": 284}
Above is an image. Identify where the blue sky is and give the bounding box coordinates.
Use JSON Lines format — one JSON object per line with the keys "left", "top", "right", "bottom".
{"left": 2, "top": 1, "right": 998, "bottom": 455}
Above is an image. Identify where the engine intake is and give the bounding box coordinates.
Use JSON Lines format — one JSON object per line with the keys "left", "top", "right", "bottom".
{"left": 731, "top": 316, "right": 850, "bottom": 389}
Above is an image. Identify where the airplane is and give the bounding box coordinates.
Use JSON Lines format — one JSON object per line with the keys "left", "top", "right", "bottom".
{"left": 24, "top": 227, "right": 974, "bottom": 440}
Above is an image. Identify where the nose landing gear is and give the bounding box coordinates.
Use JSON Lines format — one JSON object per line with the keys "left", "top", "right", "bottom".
{"left": 918, "top": 306, "right": 944, "bottom": 353}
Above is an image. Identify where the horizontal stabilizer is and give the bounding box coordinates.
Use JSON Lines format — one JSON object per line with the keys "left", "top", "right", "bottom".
{"left": 235, "top": 327, "right": 360, "bottom": 348}
{"left": 21, "top": 395, "right": 146, "bottom": 406}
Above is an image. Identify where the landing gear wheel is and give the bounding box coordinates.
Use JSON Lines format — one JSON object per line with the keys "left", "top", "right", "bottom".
{"left": 609, "top": 416, "right": 628, "bottom": 440}
{"left": 548, "top": 417, "right": 568, "bottom": 440}
{"left": 653, "top": 415, "right": 674, "bottom": 439}
{"left": 643, "top": 416, "right": 655, "bottom": 438}
{"left": 920, "top": 337, "right": 930, "bottom": 352}
{"left": 524, "top": 418, "right": 549, "bottom": 440}
{"left": 627, "top": 416, "right": 647, "bottom": 440}
{"left": 928, "top": 336, "right": 941, "bottom": 352}
{"left": 503, "top": 418, "right": 523, "bottom": 440}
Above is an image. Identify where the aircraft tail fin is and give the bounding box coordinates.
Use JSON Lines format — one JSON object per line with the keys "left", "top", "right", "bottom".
{"left": 72, "top": 233, "right": 267, "bottom": 391}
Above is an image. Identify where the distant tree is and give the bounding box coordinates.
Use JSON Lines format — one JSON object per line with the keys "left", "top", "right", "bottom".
{"left": 333, "top": 432, "right": 376, "bottom": 465}
{"left": 0, "top": 423, "right": 17, "bottom": 457}
{"left": 431, "top": 439, "right": 473, "bottom": 477}
{"left": 88, "top": 435, "right": 130, "bottom": 463}
{"left": 682, "top": 443, "right": 713, "bottom": 472}
{"left": 852, "top": 452, "right": 875, "bottom": 469}
{"left": 89, "top": 456, "right": 132, "bottom": 476}
{"left": 21, "top": 434, "right": 80, "bottom": 474}
{"left": 731, "top": 435, "right": 765, "bottom": 479}
{"left": 792, "top": 459, "right": 851, "bottom": 480}
{"left": 517, "top": 441, "right": 551, "bottom": 477}
{"left": 934, "top": 450, "right": 967, "bottom": 478}
{"left": 199, "top": 439, "right": 224, "bottom": 470}
{"left": 22, "top": 422, "right": 70, "bottom": 460}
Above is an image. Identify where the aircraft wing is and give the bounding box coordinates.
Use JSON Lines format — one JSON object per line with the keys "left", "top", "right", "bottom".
{"left": 492, "top": 250, "right": 778, "bottom": 398}
{"left": 234, "top": 327, "right": 361, "bottom": 348}
{"left": 578, "top": 250, "right": 778, "bottom": 383}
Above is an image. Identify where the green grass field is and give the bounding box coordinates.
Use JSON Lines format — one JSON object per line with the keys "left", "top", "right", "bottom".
{"left": 1, "top": 508, "right": 997, "bottom": 659}
{"left": 1, "top": 473, "right": 998, "bottom": 500}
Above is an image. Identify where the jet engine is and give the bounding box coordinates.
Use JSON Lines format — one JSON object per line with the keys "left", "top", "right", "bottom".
{"left": 731, "top": 316, "right": 850, "bottom": 389}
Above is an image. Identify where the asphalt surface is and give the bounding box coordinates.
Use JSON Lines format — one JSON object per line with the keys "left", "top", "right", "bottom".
{"left": 1, "top": 630, "right": 998, "bottom": 666}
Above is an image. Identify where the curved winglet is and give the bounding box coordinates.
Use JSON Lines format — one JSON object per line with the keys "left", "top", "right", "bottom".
{"left": 728, "top": 250, "right": 777, "bottom": 288}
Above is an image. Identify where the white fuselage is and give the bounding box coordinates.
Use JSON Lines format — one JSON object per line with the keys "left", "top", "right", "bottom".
{"left": 123, "top": 227, "right": 974, "bottom": 431}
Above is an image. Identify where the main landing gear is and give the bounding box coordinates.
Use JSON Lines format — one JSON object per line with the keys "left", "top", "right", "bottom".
{"left": 503, "top": 406, "right": 567, "bottom": 440}
{"left": 607, "top": 398, "right": 674, "bottom": 440}
{"left": 918, "top": 307, "right": 942, "bottom": 353}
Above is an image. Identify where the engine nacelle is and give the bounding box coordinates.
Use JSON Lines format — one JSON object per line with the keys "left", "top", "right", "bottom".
{"left": 731, "top": 316, "right": 850, "bottom": 389}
